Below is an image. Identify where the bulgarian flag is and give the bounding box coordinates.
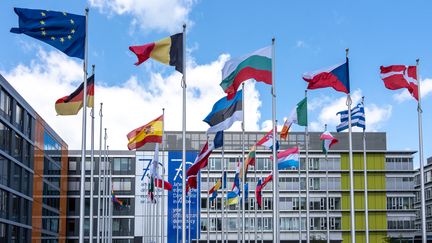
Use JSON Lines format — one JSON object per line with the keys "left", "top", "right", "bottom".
{"left": 280, "top": 97, "right": 307, "bottom": 140}
{"left": 220, "top": 46, "right": 272, "bottom": 100}
{"left": 320, "top": 130, "right": 338, "bottom": 154}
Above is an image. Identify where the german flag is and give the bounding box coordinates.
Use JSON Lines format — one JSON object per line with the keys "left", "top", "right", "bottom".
{"left": 127, "top": 115, "right": 163, "bottom": 150}
{"left": 55, "top": 75, "right": 94, "bottom": 115}
{"left": 129, "top": 33, "right": 183, "bottom": 73}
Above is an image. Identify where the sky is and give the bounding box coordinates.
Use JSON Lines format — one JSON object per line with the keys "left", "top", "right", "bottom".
{"left": 0, "top": 1, "right": 431, "bottom": 168}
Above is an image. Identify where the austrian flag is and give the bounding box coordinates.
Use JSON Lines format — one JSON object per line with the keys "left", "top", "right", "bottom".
{"left": 379, "top": 65, "right": 418, "bottom": 100}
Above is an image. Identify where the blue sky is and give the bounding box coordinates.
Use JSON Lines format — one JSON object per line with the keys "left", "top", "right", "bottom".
{"left": 0, "top": 1, "right": 431, "bottom": 167}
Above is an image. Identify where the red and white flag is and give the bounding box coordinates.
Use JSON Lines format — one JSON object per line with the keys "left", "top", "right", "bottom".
{"left": 186, "top": 141, "right": 214, "bottom": 177}
{"left": 380, "top": 65, "right": 418, "bottom": 100}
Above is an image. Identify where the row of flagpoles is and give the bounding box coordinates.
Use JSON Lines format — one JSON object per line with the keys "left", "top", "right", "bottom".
{"left": 9, "top": 6, "right": 428, "bottom": 243}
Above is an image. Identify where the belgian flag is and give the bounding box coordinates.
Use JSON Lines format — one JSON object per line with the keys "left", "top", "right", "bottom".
{"left": 55, "top": 75, "right": 94, "bottom": 115}
{"left": 129, "top": 33, "right": 183, "bottom": 73}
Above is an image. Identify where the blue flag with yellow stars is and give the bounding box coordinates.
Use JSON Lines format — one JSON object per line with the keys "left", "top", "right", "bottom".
{"left": 11, "top": 8, "right": 85, "bottom": 59}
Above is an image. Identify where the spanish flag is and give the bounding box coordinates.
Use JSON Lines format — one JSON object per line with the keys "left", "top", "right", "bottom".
{"left": 127, "top": 115, "right": 163, "bottom": 150}
{"left": 129, "top": 33, "right": 183, "bottom": 73}
{"left": 55, "top": 75, "right": 94, "bottom": 115}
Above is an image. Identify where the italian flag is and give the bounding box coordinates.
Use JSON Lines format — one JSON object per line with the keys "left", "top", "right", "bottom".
{"left": 320, "top": 131, "right": 338, "bottom": 154}
{"left": 220, "top": 46, "right": 272, "bottom": 100}
{"left": 280, "top": 97, "right": 307, "bottom": 140}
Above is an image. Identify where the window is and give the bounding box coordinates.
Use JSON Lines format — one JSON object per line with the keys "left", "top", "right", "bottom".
{"left": 11, "top": 163, "right": 21, "bottom": 192}
{"left": 11, "top": 194, "right": 20, "bottom": 222}
{"left": 0, "top": 90, "right": 11, "bottom": 119}
{"left": 13, "top": 134, "right": 23, "bottom": 160}
{"left": 0, "top": 189, "right": 7, "bottom": 219}
{"left": 0, "top": 122, "right": 11, "bottom": 152}
{"left": 113, "top": 158, "right": 132, "bottom": 173}
{"left": 69, "top": 160, "right": 77, "bottom": 171}
{"left": 0, "top": 156, "right": 8, "bottom": 186}
{"left": 113, "top": 178, "right": 132, "bottom": 191}
{"left": 0, "top": 223, "right": 6, "bottom": 242}
{"left": 15, "top": 104, "right": 23, "bottom": 129}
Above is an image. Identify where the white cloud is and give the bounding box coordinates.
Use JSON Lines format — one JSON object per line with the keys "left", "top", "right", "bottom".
{"left": 308, "top": 90, "right": 392, "bottom": 132}
{"left": 296, "top": 40, "right": 307, "bottom": 48}
{"left": 89, "top": 0, "right": 196, "bottom": 33}
{"left": 2, "top": 49, "right": 263, "bottom": 149}
{"left": 393, "top": 78, "right": 432, "bottom": 103}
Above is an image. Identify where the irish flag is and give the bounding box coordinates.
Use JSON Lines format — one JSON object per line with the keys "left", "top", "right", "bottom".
{"left": 220, "top": 46, "right": 272, "bottom": 100}
{"left": 320, "top": 131, "right": 338, "bottom": 154}
{"left": 280, "top": 97, "right": 307, "bottom": 140}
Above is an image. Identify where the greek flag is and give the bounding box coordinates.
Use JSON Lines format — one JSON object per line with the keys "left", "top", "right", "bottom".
{"left": 336, "top": 103, "right": 365, "bottom": 132}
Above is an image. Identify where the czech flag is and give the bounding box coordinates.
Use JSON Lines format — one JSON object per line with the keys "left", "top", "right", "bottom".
{"left": 303, "top": 58, "right": 350, "bottom": 94}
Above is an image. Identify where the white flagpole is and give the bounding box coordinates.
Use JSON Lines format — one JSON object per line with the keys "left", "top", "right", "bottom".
{"left": 101, "top": 133, "right": 106, "bottom": 243}
{"left": 362, "top": 97, "right": 369, "bottom": 243}
{"left": 271, "top": 37, "right": 280, "bottom": 243}
{"left": 142, "top": 181, "right": 146, "bottom": 243}
{"left": 298, "top": 153, "right": 302, "bottom": 243}
{"left": 254, "top": 159, "right": 257, "bottom": 243}
{"left": 305, "top": 90, "right": 310, "bottom": 243}
{"left": 181, "top": 23, "right": 187, "bottom": 243}
{"left": 189, "top": 191, "right": 192, "bottom": 243}
{"left": 103, "top": 129, "right": 108, "bottom": 243}
{"left": 162, "top": 108, "right": 166, "bottom": 243}
{"left": 108, "top": 145, "right": 113, "bottom": 243}
{"left": 324, "top": 124, "right": 330, "bottom": 243}
{"left": 416, "top": 59, "right": 427, "bottom": 243}
{"left": 197, "top": 171, "right": 200, "bottom": 242}
{"left": 96, "top": 103, "right": 103, "bottom": 243}
{"left": 207, "top": 167, "right": 210, "bottom": 242}
{"left": 176, "top": 181, "right": 180, "bottom": 243}
{"left": 221, "top": 138, "right": 225, "bottom": 243}
{"left": 89, "top": 65, "right": 95, "bottom": 242}
{"left": 260, "top": 169, "right": 264, "bottom": 243}
{"left": 241, "top": 82, "right": 246, "bottom": 242}
{"left": 346, "top": 48, "right": 356, "bottom": 243}
{"left": 78, "top": 8, "right": 89, "bottom": 243}
{"left": 156, "top": 158, "right": 160, "bottom": 242}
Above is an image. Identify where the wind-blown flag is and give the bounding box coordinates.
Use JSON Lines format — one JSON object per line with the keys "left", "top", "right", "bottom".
{"left": 226, "top": 159, "right": 241, "bottom": 205}
{"left": 220, "top": 46, "right": 272, "bottom": 100}
{"left": 320, "top": 131, "right": 338, "bottom": 154}
{"left": 186, "top": 175, "right": 197, "bottom": 194}
{"left": 209, "top": 178, "right": 222, "bottom": 201}
{"left": 255, "top": 173, "right": 273, "bottom": 209}
{"left": 257, "top": 129, "right": 279, "bottom": 151}
{"left": 55, "top": 74, "right": 94, "bottom": 115}
{"left": 272, "top": 147, "right": 300, "bottom": 170}
{"left": 11, "top": 8, "right": 86, "bottom": 59}
{"left": 280, "top": 97, "right": 307, "bottom": 140}
{"left": 112, "top": 190, "right": 125, "bottom": 207}
{"left": 240, "top": 146, "right": 256, "bottom": 180}
{"left": 148, "top": 144, "right": 172, "bottom": 191}
{"left": 186, "top": 141, "right": 213, "bottom": 177}
{"left": 380, "top": 65, "right": 418, "bottom": 100}
{"left": 336, "top": 102, "right": 365, "bottom": 132}
{"left": 303, "top": 59, "right": 350, "bottom": 94}
{"left": 129, "top": 33, "right": 183, "bottom": 73}
{"left": 127, "top": 115, "right": 163, "bottom": 150}
{"left": 203, "top": 90, "right": 243, "bottom": 133}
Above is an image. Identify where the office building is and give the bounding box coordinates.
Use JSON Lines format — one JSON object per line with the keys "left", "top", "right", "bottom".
{"left": 0, "top": 74, "right": 69, "bottom": 242}
{"left": 413, "top": 156, "right": 432, "bottom": 242}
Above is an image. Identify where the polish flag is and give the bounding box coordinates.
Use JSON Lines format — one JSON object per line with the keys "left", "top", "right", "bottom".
{"left": 380, "top": 65, "right": 418, "bottom": 100}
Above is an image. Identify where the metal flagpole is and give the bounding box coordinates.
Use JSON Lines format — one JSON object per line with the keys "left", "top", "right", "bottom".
{"left": 103, "top": 130, "right": 108, "bottom": 243}
{"left": 162, "top": 108, "right": 166, "bottom": 243}
{"left": 221, "top": 138, "right": 225, "bottom": 243}
{"left": 108, "top": 146, "right": 113, "bottom": 243}
{"left": 101, "top": 128, "right": 107, "bottom": 243}
{"left": 298, "top": 155, "right": 302, "bottom": 243}
{"left": 176, "top": 181, "right": 179, "bottom": 243}
{"left": 416, "top": 59, "right": 427, "bottom": 243}
{"left": 189, "top": 191, "right": 192, "bottom": 243}
{"left": 346, "top": 49, "right": 356, "bottom": 243}
{"left": 305, "top": 90, "right": 310, "bottom": 243}
{"left": 207, "top": 167, "right": 210, "bottom": 242}
{"left": 181, "top": 23, "right": 188, "bottom": 243}
{"left": 324, "top": 124, "right": 330, "bottom": 243}
{"left": 254, "top": 159, "right": 257, "bottom": 243}
{"left": 271, "top": 37, "right": 280, "bottom": 243}
{"left": 241, "top": 82, "right": 246, "bottom": 242}
{"left": 362, "top": 97, "right": 369, "bottom": 243}
{"left": 89, "top": 65, "right": 95, "bottom": 243}
{"left": 260, "top": 169, "right": 264, "bottom": 243}
{"left": 96, "top": 103, "right": 103, "bottom": 243}
{"left": 197, "top": 171, "right": 201, "bottom": 242}
{"left": 78, "top": 8, "right": 89, "bottom": 243}
{"left": 143, "top": 181, "right": 146, "bottom": 243}
{"left": 156, "top": 158, "right": 160, "bottom": 243}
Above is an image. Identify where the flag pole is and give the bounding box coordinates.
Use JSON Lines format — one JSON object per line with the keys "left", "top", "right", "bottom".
{"left": 324, "top": 124, "right": 330, "bottom": 243}
{"left": 196, "top": 171, "right": 201, "bottom": 242}
{"left": 142, "top": 180, "right": 146, "bottom": 243}
{"left": 162, "top": 108, "right": 166, "bottom": 243}
{"left": 254, "top": 156, "right": 257, "bottom": 243}
{"left": 96, "top": 103, "right": 103, "bottom": 243}
{"left": 241, "top": 81, "right": 246, "bottom": 242}
{"left": 207, "top": 167, "right": 210, "bottom": 242}
{"left": 189, "top": 190, "right": 192, "bottom": 243}
{"left": 260, "top": 169, "right": 264, "bottom": 243}
{"left": 181, "top": 23, "right": 188, "bottom": 243}
{"left": 362, "top": 97, "right": 369, "bottom": 243}
{"left": 271, "top": 37, "right": 280, "bottom": 243}
{"left": 298, "top": 144, "right": 302, "bottom": 243}
{"left": 416, "top": 59, "right": 427, "bottom": 243}
{"left": 103, "top": 129, "right": 108, "bottom": 243}
{"left": 346, "top": 48, "right": 356, "bottom": 243}
{"left": 305, "top": 90, "right": 310, "bottom": 243}
{"left": 78, "top": 8, "right": 89, "bottom": 243}
{"left": 221, "top": 135, "right": 225, "bottom": 243}
{"left": 106, "top": 146, "right": 110, "bottom": 243}
{"left": 89, "top": 65, "right": 95, "bottom": 242}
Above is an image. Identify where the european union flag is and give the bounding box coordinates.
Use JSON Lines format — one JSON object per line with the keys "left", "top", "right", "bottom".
{"left": 11, "top": 8, "right": 85, "bottom": 59}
